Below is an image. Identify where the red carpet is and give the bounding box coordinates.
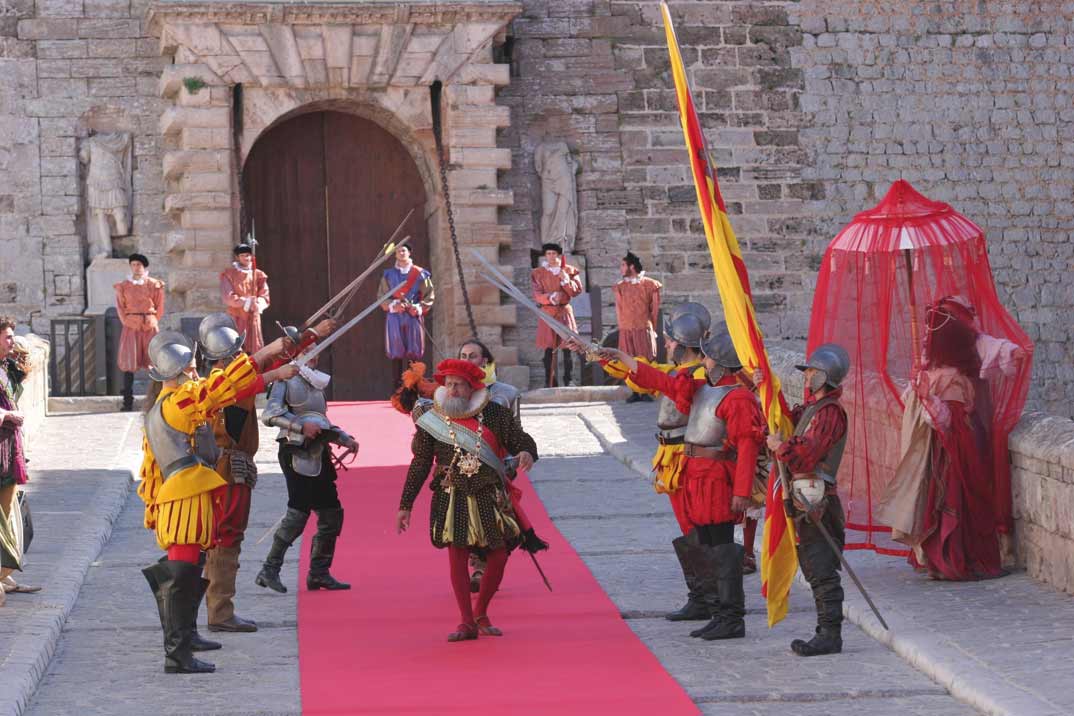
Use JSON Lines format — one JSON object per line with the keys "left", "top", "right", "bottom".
{"left": 297, "top": 401, "right": 699, "bottom": 715}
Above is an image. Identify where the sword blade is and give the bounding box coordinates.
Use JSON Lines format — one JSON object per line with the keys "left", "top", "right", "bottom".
{"left": 300, "top": 210, "right": 415, "bottom": 330}
{"left": 297, "top": 280, "right": 406, "bottom": 365}
{"left": 528, "top": 551, "right": 553, "bottom": 592}
{"left": 478, "top": 269, "right": 587, "bottom": 346}
{"left": 328, "top": 236, "right": 410, "bottom": 322}
{"left": 775, "top": 459, "right": 889, "bottom": 631}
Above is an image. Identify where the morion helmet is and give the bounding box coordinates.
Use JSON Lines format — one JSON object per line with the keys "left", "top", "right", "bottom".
{"left": 668, "top": 302, "right": 711, "bottom": 332}
{"left": 796, "top": 343, "right": 851, "bottom": 390}
{"left": 665, "top": 313, "right": 706, "bottom": 349}
{"left": 700, "top": 328, "right": 741, "bottom": 370}
{"left": 147, "top": 331, "right": 194, "bottom": 382}
{"left": 198, "top": 312, "right": 245, "bottom": 362}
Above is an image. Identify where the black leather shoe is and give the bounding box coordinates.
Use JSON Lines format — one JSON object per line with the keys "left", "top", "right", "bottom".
{"left": 666, "top": 599, "right": 711, "bottom": 622}
{"left": 208, "top": 614, "right": 258, "bottom": 633}
{"left": 165, "top": 655, "right": 216, "bottom": 674}
{"left": 307, "top": 572, "right": 351, "bottom": 591}
{"left": 191, "top": 630, "right": 222, "bottom": 651}
{"left": 255, "top": 565, "right": 287, "bottom": 593}
{"left": 791, "top": 628, "right": 842, "bottom": 656}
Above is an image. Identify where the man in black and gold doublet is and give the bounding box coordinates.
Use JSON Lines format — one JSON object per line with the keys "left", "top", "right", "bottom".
{"left": 397, "top": 359, "right": 537, "bottom": 642}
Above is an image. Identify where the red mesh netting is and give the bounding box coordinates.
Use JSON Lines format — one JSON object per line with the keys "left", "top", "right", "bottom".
{"left": 807, "top": 180, "right": 1034, "bottom": 556}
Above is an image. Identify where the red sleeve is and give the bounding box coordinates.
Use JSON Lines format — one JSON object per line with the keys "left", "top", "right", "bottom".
{"left": 631, "top": 362, "right": 699, "bottom": 414}
{"left": 233, "top": 374, "right": 266, "bottom": 402}
{"left": 266, "top": 330, "right": 319, "bottom": 370}
{"left": 775, "top": 403, "right": 847, "bottom": 474}
{"left": 717, "top": 388, "right": 765, "bottom": 498}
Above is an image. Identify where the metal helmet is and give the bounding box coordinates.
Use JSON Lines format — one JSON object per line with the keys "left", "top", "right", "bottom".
{"left": 700, "top": 328, "right": 742, "bottom": 370}
{"left": 276, "top": 321, "right": 302, "bottom": 345}
{"left": 147, "top": 331, "right": 195, "bottom": 382}
{"left": 668, "top": 302, "right": 711, "bottom": 332}
{"left": 664, "top": 313, "right": 706, "bottom": 349}
{"left": 198, "top": 312, "right": 245, "bottom": 362}
{"left": 796, "top": 343, "right": 851, "bottom": 390}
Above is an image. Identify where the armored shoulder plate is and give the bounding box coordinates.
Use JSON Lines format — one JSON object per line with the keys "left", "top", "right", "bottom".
{"left": 684, "top": 384, "right": 736, "bottom": 447}
{"left": 488, "top": 381, "right": 520, "bottom": 412}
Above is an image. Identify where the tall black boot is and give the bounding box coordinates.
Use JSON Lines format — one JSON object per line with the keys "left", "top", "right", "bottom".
{"left": 307, "top": 507, "right": 350, "bottom": 591}
{"left": 256, "top": 508, "right": 309, "bottom": 593}
{"left": 561, "top": 349, "right": 573, "bottom": 386}
{"left": 121, "top": 371, "right": 134, "bottom": 412}
{"left": 143, "top": 560, "right": 215, "bottom": 674}
{"left": 699, "top": 543, "right": 746, "bottom": 640}
{"left": 792, "top": 532, "right": 844, "bottom": 656}
{"left": 666, "top": 534, "right": 710, "bottom": 621}
{"left": 190, "top": 574, "right": 222, "bottom": 652}
{"left": 688, "top": 539, "right": 725, "bottom": 638}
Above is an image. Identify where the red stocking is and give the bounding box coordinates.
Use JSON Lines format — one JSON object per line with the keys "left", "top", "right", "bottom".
{"left": 448, "top": 546, "right": 474, "bottom": 625}
{"left": 474, "top": 548, "right": 508, "bottom": 618}
{"left": 743, "top": 517, "right": 757, "bottom": 555}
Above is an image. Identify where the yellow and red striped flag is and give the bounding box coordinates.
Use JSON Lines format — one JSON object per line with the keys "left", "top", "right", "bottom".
{"left": 660, "top": 2, "right": 798, "bottom": 627}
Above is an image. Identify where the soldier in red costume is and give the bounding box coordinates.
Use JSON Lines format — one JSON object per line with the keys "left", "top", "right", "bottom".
{"left": 767, "top": 344, "right": 850, "bottom": 657}
{"left": 601, "top": 329, "right": 765, "bottom": 641}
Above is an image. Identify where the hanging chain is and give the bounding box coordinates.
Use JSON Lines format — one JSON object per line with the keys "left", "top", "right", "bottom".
{"left": 431, "top": 82, "right": 479, "bottom": 338}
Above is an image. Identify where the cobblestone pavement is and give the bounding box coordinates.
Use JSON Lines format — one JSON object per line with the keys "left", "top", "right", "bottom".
{"left": 15, "top": 400, "right": 1067, "bottom": 714}
{"left": 571, "top": 400, "right": 1074, "bottom": 716}
{"left": 25, "top": 419, "right": 302, "bottom": 716}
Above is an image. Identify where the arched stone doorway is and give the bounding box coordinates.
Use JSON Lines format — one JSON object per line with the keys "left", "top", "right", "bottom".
{"left": 243, "top": 110, "right": 430, "bottom": 400}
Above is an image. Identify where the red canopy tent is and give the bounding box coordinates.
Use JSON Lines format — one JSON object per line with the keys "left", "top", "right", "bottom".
{"left": 807, "top": 180, "right": 1033, "bottom": 555}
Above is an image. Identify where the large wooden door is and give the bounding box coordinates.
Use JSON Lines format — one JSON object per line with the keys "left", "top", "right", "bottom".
{"left": 244, "top": 111, "right": 429, "bottom": 400}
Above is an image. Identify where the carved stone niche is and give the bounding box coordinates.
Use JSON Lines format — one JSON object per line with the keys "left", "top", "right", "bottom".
{"left": 78, "top": 108, "right": 137, "bottom": 313}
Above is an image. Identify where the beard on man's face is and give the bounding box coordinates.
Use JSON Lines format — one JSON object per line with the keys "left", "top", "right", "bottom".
{"left": 440, "top": 394, "right": 473, "bottom": 417}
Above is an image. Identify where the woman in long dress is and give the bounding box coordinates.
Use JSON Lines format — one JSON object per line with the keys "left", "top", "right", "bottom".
{"left": 881, "top": 300, "right": 1005, "bottom": 580}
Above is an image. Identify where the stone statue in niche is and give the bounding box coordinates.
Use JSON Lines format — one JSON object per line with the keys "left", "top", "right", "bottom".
{"left": 535, "top": 140, "right": 580, "bottom": 254}
{"left": 79, "top": 131, "right": 132, "bottom": 261}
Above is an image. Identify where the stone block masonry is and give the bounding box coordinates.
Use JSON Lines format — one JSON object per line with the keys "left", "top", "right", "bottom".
{"left": 795, "top": 0, "right": 1074, "bottom": 416}
{"left": 501, "top": 1, "right": 815, "bottom": 385}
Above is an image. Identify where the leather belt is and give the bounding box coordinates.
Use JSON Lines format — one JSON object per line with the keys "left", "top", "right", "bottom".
{"left": 684, "top": 443, "right": 737, "bottom": 461}
{"left": 655, "top": 433, "right": 685, "bottom": 446}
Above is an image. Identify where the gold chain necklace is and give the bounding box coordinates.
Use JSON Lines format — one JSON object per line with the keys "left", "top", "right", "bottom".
{"left": 446, "top": 412, "right": 484, "bottom": 480}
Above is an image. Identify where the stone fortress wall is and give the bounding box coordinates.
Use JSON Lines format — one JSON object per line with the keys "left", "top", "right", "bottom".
{"left": 0, "top": 0, "right": 1071, "bottom": 415}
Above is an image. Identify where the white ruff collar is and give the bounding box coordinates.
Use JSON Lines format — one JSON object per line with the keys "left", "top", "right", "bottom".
{"left": 547, "top": 265, "right": 562, "bottom": 276}
{"left": 128, "top": 273, "right": 148, "bottom": 285}
{"left": 232, "top": 262, "right": 253, "bottom": 274}
{"left": 432, "top": 385, "right": 490, "bottom": 419}
{"left": 620, "top": 271, "right": 646, "bottom": 284}
{"left": 395, "top": 260, "right": 414, "bottom": 272}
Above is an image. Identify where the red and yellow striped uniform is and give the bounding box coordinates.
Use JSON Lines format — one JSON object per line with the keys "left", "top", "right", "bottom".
{"left": 137, "top": 354, "right": 260, "bottom": 551}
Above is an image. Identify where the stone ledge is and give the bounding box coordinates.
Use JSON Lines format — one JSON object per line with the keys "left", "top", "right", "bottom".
{"left": 521, "top": 385, "right": 630, "bottom": 405}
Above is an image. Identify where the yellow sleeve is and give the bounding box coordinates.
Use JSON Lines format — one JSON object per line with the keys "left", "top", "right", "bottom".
{"left": 160, "top": 354, "right": 259, "bottom": 432}
{"left": 603, "top": 357, "right": 675, "bottom": 395}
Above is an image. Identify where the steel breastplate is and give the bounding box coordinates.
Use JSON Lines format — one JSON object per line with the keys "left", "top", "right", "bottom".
{"left": 793, "top": 397, "right": 847, "bottom": 483}
{"left": 146, "top": 398, "right": 203, "bottom": 480}
{"left": 193, "top": 423, "right": 220, "bottom": 466}
{"left": 684, "top": 384, "right": 735, "bottom": 447}
{"left": 285, "top": 375, "right": 327, "bottom": 417}
{"left": 656, "top": 365, "right": 692, "bottom": 432}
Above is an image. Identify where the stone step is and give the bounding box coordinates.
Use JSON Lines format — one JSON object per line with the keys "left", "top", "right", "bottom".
{"left": 521, "top": 385, "right": 629, "bottom": 405}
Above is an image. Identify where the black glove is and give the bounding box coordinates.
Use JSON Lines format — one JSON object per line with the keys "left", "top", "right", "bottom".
{"left": 520, "top": 527, "right": 549, "bottom": 554}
